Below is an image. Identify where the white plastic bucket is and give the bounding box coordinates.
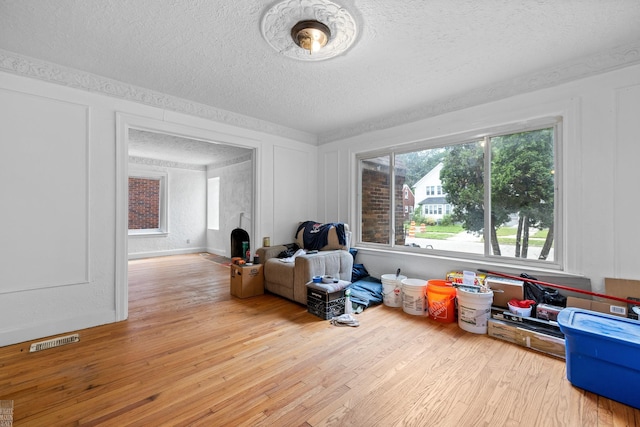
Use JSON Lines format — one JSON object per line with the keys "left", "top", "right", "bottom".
{"left": 381, "top": 274, "right": 406, "bottom": 307}
{"left": 508, "top": 302, "right": 532, "bottom": 317}
{"left": 401, "top": 278, "right": 428, "bottom": 316}
{"left": 456, "top": 288, "right": 493, "bottom": 334}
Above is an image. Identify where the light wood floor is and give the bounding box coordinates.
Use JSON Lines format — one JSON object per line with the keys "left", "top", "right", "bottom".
{"left": 1, "top": 254, "right": 638, "bottom": 426}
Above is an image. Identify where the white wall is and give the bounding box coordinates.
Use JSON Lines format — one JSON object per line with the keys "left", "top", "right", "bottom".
{"left": 318, "top": 63, "right": 640, "bottom": 294}
{"left": 7, "top": 57, "right": 636, "bottom": 348}
{"left": 128, "top": 164, "right": 207, "bottom": 259}
{"left": 0, "top": 70, "right": 318, "bottom": 347}
{"left": 272, "top": 145, "right": 319, "bottom": 245}
{"left": 206, "top": 159, "right": 253, "bottom": 256}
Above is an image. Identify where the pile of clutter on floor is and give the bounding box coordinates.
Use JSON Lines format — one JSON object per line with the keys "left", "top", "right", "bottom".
{"left": 307, "top": 263, "right": 640, "bottom": 410}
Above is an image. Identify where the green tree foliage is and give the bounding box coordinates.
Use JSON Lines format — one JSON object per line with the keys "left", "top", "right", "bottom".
{"left": 491, "top": 129, "right": 554, "bottom": 260}
{"left": 397, "top": 149, "right": 445, "bottom": 189}
{"left": 439, "top": 141, "right": 504, "bottom": 251}
{"left": 440, "top": 129, "right": 555, "bottom": 259}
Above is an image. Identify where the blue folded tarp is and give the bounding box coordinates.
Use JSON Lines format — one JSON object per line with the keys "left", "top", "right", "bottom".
{"left": 349, "top": 276, "right": 383, "bottom": 309}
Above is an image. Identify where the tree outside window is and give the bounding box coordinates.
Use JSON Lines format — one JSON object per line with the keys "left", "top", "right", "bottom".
{"left": 358, "top": 120, "right": 559, "bottom": 265}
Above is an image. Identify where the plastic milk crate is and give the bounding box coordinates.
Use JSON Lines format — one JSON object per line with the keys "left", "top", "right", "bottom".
{"left": 306, "top": 283, "right": 347, "bottom": 320}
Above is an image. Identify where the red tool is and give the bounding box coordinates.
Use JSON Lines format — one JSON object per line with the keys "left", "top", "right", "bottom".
{"left": 478, "top": 269, "right": 640, "bottom": 307}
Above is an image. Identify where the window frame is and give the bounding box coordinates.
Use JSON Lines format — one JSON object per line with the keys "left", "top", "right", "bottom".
{"left": 128, "top": 168, "right": 168, "bottom": 236}
{"left": 356, "top": 116, "right": 563, "bottom": 269}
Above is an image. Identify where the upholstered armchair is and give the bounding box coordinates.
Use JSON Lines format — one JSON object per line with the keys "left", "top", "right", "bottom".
{"left": 256, "top": 222, "right": 353, "bottom": 305}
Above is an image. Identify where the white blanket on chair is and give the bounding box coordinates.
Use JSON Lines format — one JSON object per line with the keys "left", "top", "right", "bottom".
{"left": 279, "top": 248, "right": 306, "bottom": 263}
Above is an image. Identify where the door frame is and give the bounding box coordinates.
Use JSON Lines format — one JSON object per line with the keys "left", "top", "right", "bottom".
{"left": 115, "top": 113, "right": 261, "bottom": 320}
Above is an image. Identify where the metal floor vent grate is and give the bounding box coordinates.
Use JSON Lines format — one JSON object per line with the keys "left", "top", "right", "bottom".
{"left": 29, "top": 333, "right": 80, "bottom": 352}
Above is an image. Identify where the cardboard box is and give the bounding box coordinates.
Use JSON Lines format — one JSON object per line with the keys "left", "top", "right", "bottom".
{"left": 558, "top": 307, "right": 640, "bottom": 409}
{"left": 605, "top": 278, "right": 640, "bottom": 320}
{"left": 230, "top": 264, "right": 264, "bottom": 298}
{"left": 566, "top": 296, "right": 626, "bottom": 318}
{"left": 446, "top": 271, "right": 486, "bottom": 286}
{"left": 488, "top": 318, "right": 565, "bottom": 359}
{"left": 485, "top": 276, "right": 524, "bottom": 308}
{"left": 536, "top": 303, "right": 563, "bottom": 322}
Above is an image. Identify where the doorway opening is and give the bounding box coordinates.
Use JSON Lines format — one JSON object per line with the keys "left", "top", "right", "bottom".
{"left": 116, "top": 114, "right": 259, "bottom": 321}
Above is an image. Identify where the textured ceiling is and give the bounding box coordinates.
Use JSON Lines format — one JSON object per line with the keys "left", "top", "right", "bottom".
{"left": 1, "top": 0, "right": 640, "bottom": 146}
{"left": 128, "top": 130, "right": 252, "bottom": 168}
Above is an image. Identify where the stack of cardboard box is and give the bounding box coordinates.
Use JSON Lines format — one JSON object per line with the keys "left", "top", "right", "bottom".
{"left": 566, "top": 278, "right": 640, "bottom": 319}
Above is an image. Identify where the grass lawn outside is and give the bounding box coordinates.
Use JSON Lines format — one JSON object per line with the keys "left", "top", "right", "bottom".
{"left": 412, "top": 224, "right": 550, "bottom": 246}
{"left": 413, "top": 224, "right": 463, "bottom": 240}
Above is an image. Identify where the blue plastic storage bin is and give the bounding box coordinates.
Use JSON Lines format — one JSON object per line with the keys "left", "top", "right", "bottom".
{"left": 557, "top": 307, "right": 640, "bottom": 409}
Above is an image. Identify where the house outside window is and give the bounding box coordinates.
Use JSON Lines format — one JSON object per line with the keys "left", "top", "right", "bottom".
{"left": 358, "top": 118, "right": 561, "bottom": 266}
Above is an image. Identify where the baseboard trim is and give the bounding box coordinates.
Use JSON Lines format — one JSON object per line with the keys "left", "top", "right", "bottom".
{"left": 127, "top": 247, "right": 207, "bottom": 260}
{"left": 0, "top": 309, "right": 117, "bottom": 348}
{"left": 205, "top": 247, "right": 227, "bottom": 257}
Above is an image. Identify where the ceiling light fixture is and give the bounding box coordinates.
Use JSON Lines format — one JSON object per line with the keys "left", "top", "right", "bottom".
{"left": 261, "top": 0, "right": 357, "bottom": 61}
{"left": 291, "top": 20, "right": 331, "bottom": 54}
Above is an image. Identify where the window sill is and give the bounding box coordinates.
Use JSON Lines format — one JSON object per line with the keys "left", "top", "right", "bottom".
{"left": 128, "top": 230, "right": 168, "bottom": 237}
{"left": 353, "top": 245, "right": 581, "bottom": 278}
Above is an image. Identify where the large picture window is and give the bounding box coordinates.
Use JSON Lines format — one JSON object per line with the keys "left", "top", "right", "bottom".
{"left": 358, "top": 118, "right": 561, "bottom": 266}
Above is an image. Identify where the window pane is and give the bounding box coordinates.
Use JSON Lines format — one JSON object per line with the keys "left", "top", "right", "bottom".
{"left": 395, "top": 148, "right": 446, "bottom": 248}
{"left": 393, "top": 142, "right": 486, "bottom": 253}
{"left": 438, "top": 141, "right": 485, "bottom": 254}
{"left": 360, "top": 155, "right": 393, "bottom": 244}
{"left": 128, "top": 177, "right": 160, "bottom": 230}
{"left": 490, "top": 128, "right": 555, "bottom": 261}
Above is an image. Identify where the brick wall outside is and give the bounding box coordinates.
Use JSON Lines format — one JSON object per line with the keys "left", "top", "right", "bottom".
{"left": 361, "top": 160, "right": 406, "bottom": 245}
{"left": 129, "top": 177, "right": 160, "bottom": 229}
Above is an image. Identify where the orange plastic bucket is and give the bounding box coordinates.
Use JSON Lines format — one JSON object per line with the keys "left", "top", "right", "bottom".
{"left": 426, "top": 280, "right": 456, "bottom": 323}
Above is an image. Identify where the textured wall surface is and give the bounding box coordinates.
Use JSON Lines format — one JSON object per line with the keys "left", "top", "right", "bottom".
{"left": 128, "top": 165, "right": 207, "bottom": 259}
{"left": 206, "top": 160, "right": 253, "bottom": 257}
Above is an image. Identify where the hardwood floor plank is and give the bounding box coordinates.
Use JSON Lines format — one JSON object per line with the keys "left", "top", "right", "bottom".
{"left": 1, "top": 254, "right": 638, "bottom": 426}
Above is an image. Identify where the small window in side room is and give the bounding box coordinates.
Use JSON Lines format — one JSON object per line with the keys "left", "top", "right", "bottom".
{"left": 207, "top": 177, "right": 220, "bottom": 230}
{"left": 128, "top": 171, "right": 168, "bottom": 235}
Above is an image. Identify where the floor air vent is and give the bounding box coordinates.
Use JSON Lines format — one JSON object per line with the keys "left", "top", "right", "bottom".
{"left": 29, "top": 334, "right": 80, "bottom": 352}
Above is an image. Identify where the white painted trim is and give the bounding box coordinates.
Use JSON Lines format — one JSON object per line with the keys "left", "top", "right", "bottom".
{"left": 0, "top": 310, "right": 117, "bottom": 348}
{"left": 127, "top": 168, "right": 169, "bottom": 235}
{"left": 115, "top": 113, "right": 129, "bottom": 321}
{"left": 0, "top": 88, "right": 92, "bottom": 294}
{"left": 115, "top": 113, "right": 262, "bottom": 322}
{"left": 3, "top": 41, "right": 640, "bottom": 145}
{"left": 206, "top": 246, "right": 227, "bottom": 257}
{"left": 128, "top": 247, "right": 208, "bottom": 260}
{"left": 0, "top": 49, "right": 317, "bottom": 145}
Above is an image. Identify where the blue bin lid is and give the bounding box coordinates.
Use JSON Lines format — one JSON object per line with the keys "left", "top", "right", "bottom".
{"left": 558, "top": 307, "right": 640, "bottom": 346}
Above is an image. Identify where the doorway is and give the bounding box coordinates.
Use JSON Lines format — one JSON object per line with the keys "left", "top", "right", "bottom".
{"left": 115, "top": 114, "right": 259, "bottom": 321}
